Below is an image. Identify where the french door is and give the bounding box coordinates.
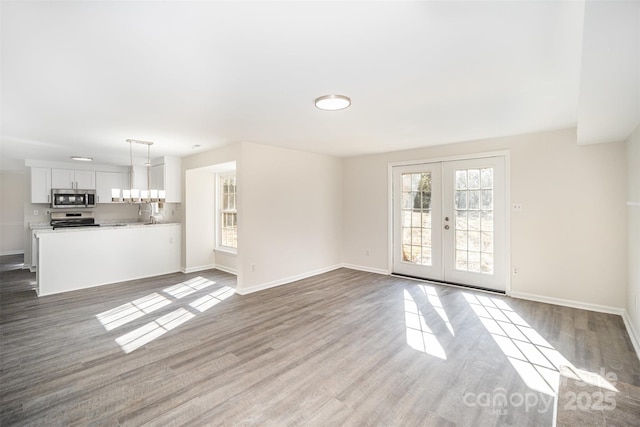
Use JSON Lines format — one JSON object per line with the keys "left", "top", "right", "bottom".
{"left": 392, "top": 156, "right": 506, "bottom": 291}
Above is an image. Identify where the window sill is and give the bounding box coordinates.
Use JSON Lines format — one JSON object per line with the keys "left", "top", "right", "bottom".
{"left": 214, "top": 247, "right": 237, "bottom": 256}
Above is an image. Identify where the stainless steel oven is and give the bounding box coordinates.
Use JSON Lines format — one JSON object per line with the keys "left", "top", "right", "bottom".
{"left": 50, "top": 211, "right": 100, "bottom": 229}
{"left": 51, "top": 189, "right": 97, "bottom": 209}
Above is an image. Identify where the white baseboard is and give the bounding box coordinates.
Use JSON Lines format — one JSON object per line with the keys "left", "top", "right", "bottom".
{"left": 215, "top": 264, "right": 237, "bottom": 275}
{"left": 236, "top": 264, "right": 343, "bottom": 295}
{"left": 342, "top": 263, "right": 389, "bottom": 276}
{"left": 0, "top": 250, "right": 24, "bottom": 256}
{"left": 510, "top": 291, "right": 625, "bottom": 316}
{"left": 494, "top": 292, "right": 639, "bottom": 361}
{"left": 181, "top": 264, "right": 215, "bottom": 274}
{"left": 622, "top": 310, "right": 640, "bottom": 361}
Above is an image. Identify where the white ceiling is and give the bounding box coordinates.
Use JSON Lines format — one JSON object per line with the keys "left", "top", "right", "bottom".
{"left": 1, "top": 1, "right": 638, "bottom": 170}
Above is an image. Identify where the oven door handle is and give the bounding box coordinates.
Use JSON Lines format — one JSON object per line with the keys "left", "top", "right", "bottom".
{"left": 84, "top": 193, "right": 88, "bottom": 207}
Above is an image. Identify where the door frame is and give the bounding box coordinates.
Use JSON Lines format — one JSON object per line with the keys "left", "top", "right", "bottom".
{"left": 387, "top": 150, "right": 512, "bottom": 295}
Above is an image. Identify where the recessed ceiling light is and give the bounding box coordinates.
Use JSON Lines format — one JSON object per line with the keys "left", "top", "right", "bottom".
{"left": 192, "top": 144, "right": 201, "bottom": 149}
{"left": 315, "top": 94, "right": 351, "bottom": 111}
{"left": 71, "top": 156, "right": 93, "bottom": 162}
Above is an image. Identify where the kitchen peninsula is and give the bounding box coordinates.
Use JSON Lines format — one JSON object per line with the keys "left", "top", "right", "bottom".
{"left": 34, "top": 223, "right": 180, "bottom": 296}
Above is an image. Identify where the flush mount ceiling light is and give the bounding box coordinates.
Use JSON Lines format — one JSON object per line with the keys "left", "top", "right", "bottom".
{"left": 70, "top": 156, "right": 93, "bottom": 162}
{"left": 314, "top": 94, "right": 351, "bottom": 111}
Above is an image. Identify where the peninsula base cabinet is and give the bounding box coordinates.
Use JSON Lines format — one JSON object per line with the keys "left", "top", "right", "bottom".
{"left": 35, "top": 224, "right": 181, "bottom": 296}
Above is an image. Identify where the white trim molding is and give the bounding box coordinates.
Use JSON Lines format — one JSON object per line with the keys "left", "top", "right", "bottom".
{"left": 214, "top": 264, "right": 237, "bottom": 275}
{"left": 510, "top": 291, "right": 625, "bottom": 316}
{"left": 236, "top": 264, "right": 343, "bottom": 295}
{"left": 387, "top": 149, "right": 512, "bottom": 168}
{"left": 181, "top": 264, "right": 215, "bottom": 274}
{"left": 506, "top": 292, "right": 638, "bottom": 361}
{"left": 622, "top": 311, "right": 640, "bottom": 361}
{"left": 0, "top": 250, "right": 24, "bottom": 256}
{"left": 342, "top": 263, "right": 390, "bottom": 276}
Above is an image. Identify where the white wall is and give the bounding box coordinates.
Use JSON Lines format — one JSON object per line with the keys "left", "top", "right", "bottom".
{"left": 184, "top": 162, "right": 237, "bottom": 273}
{"left": 184, "top": 168, "right": 216, "bottom": 272}
{"left": 0, "top": 171, "right": 26, "bottom": 255}
{"left": 182, "top": 144, "right": 241, "bottom": 273}
{"left": 626, "top": 125, "right": 640, "bottom": 348}
{"left": 343, "top": 128, "right": 627, "bottom": 310}
{"left": 238, "top": 142, "right": 343, "bottom": 293}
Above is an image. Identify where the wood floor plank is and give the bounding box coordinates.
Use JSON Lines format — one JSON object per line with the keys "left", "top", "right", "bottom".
{"left": 1, "top": 254, "right": 639, "bottom": 426}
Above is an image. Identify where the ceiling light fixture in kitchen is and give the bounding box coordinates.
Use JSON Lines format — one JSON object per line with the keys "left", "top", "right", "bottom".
{"left": 111, "top": 139, "right": 165, "bottom": 204}
{"left": 71, "top": 156, "right": 93, "bottom": 162}
{"left": 315, "top": 94, "right": 351, "bottom": 111}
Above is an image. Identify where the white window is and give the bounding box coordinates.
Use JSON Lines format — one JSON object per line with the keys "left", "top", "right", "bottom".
{"left": 218, "top": 174, "right": 237, "bottom": 250}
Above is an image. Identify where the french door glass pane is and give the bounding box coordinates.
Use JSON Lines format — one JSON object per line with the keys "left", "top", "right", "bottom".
{"left": 401, "top": 172, "right": 432, "bottom": 266}
{"left": 454, "top": 167, "right": 494, "bottom": 274}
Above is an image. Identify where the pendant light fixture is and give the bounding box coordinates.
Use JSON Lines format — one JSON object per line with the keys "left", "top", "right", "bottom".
{"left": 111, "top": 139, "right": 165, "bottom": 204}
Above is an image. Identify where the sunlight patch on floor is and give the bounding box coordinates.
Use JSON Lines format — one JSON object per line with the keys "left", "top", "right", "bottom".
{"left": 464, "top": 294, "right": 618, "bottom": 396}
{"left": 115, "top": 308, "right": 195, "bottom": 354}
{"left": 404, "top": 289, "right": 447, "bottom": 359}
{"left": 96, "top": 292, "right": 171, "bottom": 331}
{"left": 419, "top": 285, "right": 455, "bottom": 336}
{"left": 189, "top": 286, "right": 235, "bottom": 313}
{"left": 163, "top": 277, "right": 216, "bottom": 299}
{"left": 94, "top": 277, "right": 234, "bottom": 353}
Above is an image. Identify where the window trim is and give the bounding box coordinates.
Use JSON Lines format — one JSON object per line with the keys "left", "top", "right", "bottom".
{"left": 215, "top": 172, "right": 237, "bottom": 254}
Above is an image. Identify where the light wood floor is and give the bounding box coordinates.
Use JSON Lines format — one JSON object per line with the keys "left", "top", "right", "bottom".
{"left": 1, "top": 254, "right": 639, "bottom": 426}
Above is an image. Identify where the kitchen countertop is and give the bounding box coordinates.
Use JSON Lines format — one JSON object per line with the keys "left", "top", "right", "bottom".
{"left": 34, "top": 222, "right": 180, "bottom": 235}
{"left": 29, "top": 222, "right": 53, "bottom": 229}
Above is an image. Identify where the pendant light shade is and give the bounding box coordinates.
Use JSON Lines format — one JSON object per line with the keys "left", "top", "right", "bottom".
{"left": 112, "top": 139, "right": 165, "bottom": 204}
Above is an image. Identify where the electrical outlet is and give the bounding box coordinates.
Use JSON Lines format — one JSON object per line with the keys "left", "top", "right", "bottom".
{"left": 512, "top": 267, "right": 519, "bottom": 276}
{"left": 366, "top": 249, "right": 370, "bottom": 256}
{"left": 512, "top": 203, "right": 523, "bottom": 212}
{"left": 251, "top": 263, "right": 256, "bottom": 272}
{"left": 45, "top": 210, "right": 50, "bottom": 215}
{"left": 33, "top": 210, "right": 39, "bottom": 216}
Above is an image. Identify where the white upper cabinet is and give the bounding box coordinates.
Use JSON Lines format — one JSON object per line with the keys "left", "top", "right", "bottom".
{"left": 27, "top": 159, "right": 179, "bottom": 203}
{"left": 151, "top": 156, "right": 182, "bottom": 203}
{"left": 51, "top": 169, "right": 74, "bottom": 189}
{"left": 150, "top": 164, "right": 164, "bottom": 191}
{"left": 30, "top": 167, "right": 52, "bottom": 203}
{"left": 96, "top": 171, "right": 128, "bottom": 203}
{"left": 52, "top": 168, "right": 96, "bottom": 190}
{"left": 131, "top": 166, "right": 148, "bottom": 192}
{"left": 75, "top": 170, "right": 96, "bottom": 189}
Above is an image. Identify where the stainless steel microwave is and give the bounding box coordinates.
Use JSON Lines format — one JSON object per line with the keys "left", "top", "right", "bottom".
{"left": 51, "top": 189, "right": 96, "bottom": 209}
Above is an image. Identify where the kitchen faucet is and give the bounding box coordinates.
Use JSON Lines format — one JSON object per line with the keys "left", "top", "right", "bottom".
{"left": 138, "top": 203, "right": 161, "bottom": 224}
